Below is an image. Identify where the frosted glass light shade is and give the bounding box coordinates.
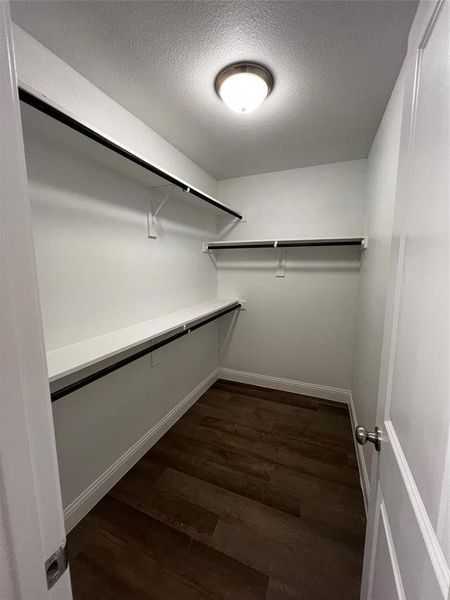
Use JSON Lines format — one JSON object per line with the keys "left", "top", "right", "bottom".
{"left": 215, "top": 63, "right": 273, "bottom": 114}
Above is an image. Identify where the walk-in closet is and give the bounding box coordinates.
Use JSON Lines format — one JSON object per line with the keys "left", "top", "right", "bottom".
{"left": 1, "top": 1, "right": 449, "bottom": 599}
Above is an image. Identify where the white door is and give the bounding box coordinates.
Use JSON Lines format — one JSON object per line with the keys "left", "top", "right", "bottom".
{"left": 359, "top": 1, "right": 449, "bottom": 599}
{"left": 0, "top": 2, "right": 72, "bottom": 598}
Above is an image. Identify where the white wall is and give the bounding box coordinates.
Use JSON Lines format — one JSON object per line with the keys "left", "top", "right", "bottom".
{"left": 351, "top": 70, "right": 405, "bottom": 486}
{"left": 13, "top": 25, "right": 223, "bottom": 527}
{"left": 217, "top": 160, "right": 366, "bottom": 399}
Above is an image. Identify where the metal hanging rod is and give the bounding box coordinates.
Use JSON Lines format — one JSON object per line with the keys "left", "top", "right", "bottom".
{"left": 18, "top": 87, "right": 243, "bottom": 221}
{"left": 50, "top": 302, "right": 241, "bottom": 402}
{"left": 205, "top": 237, "right": 366, "bottom": 250}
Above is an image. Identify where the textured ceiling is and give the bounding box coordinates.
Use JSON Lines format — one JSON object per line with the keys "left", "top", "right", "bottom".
{"left": 11, "top": 0, "right": 417, "bottom": 180}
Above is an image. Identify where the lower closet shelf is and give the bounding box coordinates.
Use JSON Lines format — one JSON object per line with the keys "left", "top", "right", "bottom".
{"left": 47, "top": 299, "right": 241, "bottom": 401}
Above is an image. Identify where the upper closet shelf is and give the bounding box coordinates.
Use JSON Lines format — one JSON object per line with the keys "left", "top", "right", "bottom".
{"left": 204, "top": 237, "right": 367, "bottom": 250}
{"left": 18, "top": 86, "right": 243, "bottom": 221}
{"left": 47, "top": 299, "right": 241, "bottom": 394}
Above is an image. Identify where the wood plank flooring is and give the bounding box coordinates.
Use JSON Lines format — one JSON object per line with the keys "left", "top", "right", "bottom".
{"left": 68, "top": 380, "right": 366, "bottom": 600}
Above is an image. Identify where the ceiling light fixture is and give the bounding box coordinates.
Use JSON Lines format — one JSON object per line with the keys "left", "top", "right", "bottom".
{"left": 215, "top": 62, "right": 273, "bottom": 114}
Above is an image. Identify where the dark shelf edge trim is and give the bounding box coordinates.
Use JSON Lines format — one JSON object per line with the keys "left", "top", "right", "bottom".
{"left": 207, "top": 240, "right": 364, "bottom": 249}
{"left": 209, "top": 242, "right": 275, "bottom": 249}
{"left": 277, "top": 240, "right": 363, "bottom": 247}
{"left": 50, "top": 303, "right": 241, "bottom": 402}
{"left": 18, "top": 87, "right": 242, "bottom": 220}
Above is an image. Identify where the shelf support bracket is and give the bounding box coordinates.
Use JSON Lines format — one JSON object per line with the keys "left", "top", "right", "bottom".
{"left": 216, "top": 215, "right": 244, "bottom": 239}
{"left": 202, "top": 242, "right": 218, "bottom": 268}
{"left": 147, "top": 187, "right": 172, "bottom": 239}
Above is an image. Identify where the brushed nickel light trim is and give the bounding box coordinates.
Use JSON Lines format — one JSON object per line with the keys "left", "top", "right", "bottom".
{"left": 214, "top": 62, "right": 274, "bottom": 97}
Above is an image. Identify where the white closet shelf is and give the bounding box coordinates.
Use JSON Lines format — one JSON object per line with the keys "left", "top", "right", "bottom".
{"left": 19, "top": 86, "right": 242, "bottom": 221}
{"left": 47, "top": 299, "right": 240, "bottom": 385}
{"left": 204, "top": 237, "right": 367, "bottom": 250}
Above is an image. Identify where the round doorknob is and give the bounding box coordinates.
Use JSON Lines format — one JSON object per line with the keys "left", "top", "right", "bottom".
{"left": 355, "top": 425, "right": 381, "bottom": 451}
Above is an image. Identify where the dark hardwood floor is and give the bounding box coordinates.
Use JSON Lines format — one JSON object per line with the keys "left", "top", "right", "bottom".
{"left": 68, "top": 380, "right": 366, "bottom": 600}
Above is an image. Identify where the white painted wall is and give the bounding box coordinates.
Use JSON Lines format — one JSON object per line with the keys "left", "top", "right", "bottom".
{"left": 351, "top": 68, "right": 405, "bottom": 488}
{"left": 217, "top": 160, "right": 366, "bottom": 399}
{"left": 13, "top": 25, "right": 223, "bottom": 528}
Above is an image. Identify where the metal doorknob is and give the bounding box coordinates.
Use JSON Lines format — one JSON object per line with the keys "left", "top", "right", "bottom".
{"left": 355, "top": 425, "right": 381, "bottom": 451}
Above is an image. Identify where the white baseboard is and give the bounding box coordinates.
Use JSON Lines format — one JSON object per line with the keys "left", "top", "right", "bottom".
{"left": 64, "top": 368, "right": 219, "bottom": 532}
{"left": 348, "top": 391, "right": 370, "bottom": 513}
{"left": 218, "top": 367, "right": 351, "bottom": 404}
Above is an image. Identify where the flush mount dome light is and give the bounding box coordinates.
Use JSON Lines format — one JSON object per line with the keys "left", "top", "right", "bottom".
{"left": 215, "top": 62, "right": 273, "bottom": 114}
